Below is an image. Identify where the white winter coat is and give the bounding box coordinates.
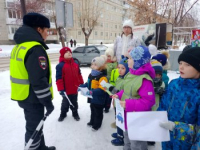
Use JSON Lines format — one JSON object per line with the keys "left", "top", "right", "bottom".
{"left": 114, "top": 34, "right": 141, "bottom": 62}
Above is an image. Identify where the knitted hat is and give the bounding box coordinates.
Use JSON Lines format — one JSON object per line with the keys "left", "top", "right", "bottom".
{"left": 105, "top": 47, "right": 114, "bottom": 59}
{"left": 182, "top": 45, "right": 192, "bottom": 53}
{"left": 149, "top": 44, "right": 158, "bottom": 56}
{"left": 129, "top": 46, "right": 151, "bottom": 70}
{"left": 91, "top": 56, "right": 106, "bottom": 68}
{"left": 119, "top": 56, "right": 129, "bottom": 76}
{"left": 151, "top": 60, "right": 163, "bottom": 75}
{"left": 123, "top": 19, "right": 134, "bottom": 29}
{"left": 23, "top": 13, "right": 50, "bottom": 28}
{"left": 59, "top": 47, "right": 72, "bottom": 57}
{"left": 178, "top": 47, "right": 200, "bottom": 72}
{"left": 152, "top": 54, "right": 167, "bottom": 66}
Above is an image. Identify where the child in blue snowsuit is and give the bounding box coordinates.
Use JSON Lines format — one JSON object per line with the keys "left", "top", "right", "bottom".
{"left": 158, "top": 46, "right": 200, "bottom": 150}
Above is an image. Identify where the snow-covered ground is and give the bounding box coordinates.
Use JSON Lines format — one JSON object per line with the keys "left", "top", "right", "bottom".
{"left": 0, "top": 43, "right": 115, "bottom": 57}
{"left": 0, "top": 60, "right": 180, "bottom": 150}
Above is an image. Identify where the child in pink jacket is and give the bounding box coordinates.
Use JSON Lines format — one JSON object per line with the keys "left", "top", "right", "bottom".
{"left": 113, "top": 46, "right": 155, "bottom": 150}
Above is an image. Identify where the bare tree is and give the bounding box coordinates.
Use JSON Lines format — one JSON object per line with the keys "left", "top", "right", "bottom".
{"left": 127, "top": 0, "right": 170, "bottom": 25}
{"left": 9, "top": 0, "right": 66, "bottom": 46}
{"left": 127, "top": 0, "right": 199, "bottom": 26}
{"left": 76, "top": 0, "right": 102, "bottom": 45}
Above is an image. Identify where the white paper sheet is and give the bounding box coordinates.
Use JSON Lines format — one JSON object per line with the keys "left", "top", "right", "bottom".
{"left": 100, "top": 80, "right": 113, "bottom": 96}
{"left": 127, "top": 111, "right": 170, "bottom": 142}
{"left": 115, "top": 99, "right": 125, "bottom": 131}
{"left": 78, "top": 87, "right": 93, "bottom": 98}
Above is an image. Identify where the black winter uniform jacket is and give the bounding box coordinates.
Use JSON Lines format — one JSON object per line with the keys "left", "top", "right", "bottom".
{"left": 14, "top": 25, "right": 52, "bottom": 107}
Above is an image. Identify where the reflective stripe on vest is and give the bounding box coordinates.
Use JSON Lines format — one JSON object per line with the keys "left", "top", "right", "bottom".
{"left": 10, "top": 41, "right": 53, "bottom": 101}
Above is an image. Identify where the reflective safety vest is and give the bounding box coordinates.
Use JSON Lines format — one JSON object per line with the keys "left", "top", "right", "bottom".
{"left": 10, "top": 41, "right": 53, "bottom": 101}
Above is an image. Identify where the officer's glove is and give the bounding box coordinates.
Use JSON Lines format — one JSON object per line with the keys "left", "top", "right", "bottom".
{"left": 45, "top": 101, "right": 54, "bottom": 116}
{"left": 59, "top": 90, "right": 65, "bottom": 97}
{"left": 159, "top": 121, "right": 175, "bottom": 131}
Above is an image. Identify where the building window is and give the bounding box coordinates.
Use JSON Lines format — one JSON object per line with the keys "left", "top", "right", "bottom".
{"left": 78, "top": 31, "right": 81, "bottom": 35}
{"left": 95, "top": 31, "right": 98, "bottom": 36}
{"left": 115, "top": 25, "right": 117, "bottom": 29}
{"left": 101, "top": 23, "right": 103, "bottom": 27}
{"left": 9, "top": 26, "right": 19, "bottom": 34}
{"left": 8, "top": 9, "right": 12, "bottom": 18}
{"left": 106, "top": 4, "right": 109, "bottom": 10}
{"left": 110, "top": 33, "right": 112, "bottom": 36}
{"left": 106, "top": 32, "right": 108, "bottom": 37}
{"left": 8, "top": 9, "right": 17, "bottom": 18}
{"left": 48, "top": 29, "right": 57, "bottom": 35}
{"left": 101, "top": 32, "right": 103, "bottom": 36}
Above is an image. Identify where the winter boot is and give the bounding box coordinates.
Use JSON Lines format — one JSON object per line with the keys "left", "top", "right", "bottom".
{"left": 58, "top": 113, "right": 67, "bottom": 122}
{"left": 47, "top": 146, "right": 56, "bottom": 150}
{"left": 111, "top": 121, "right": 117, "bottom": 128}
{"left": 111, "top": 133, "right": 118, "bottom": 138}
{"left": 91, "top": 127, "right": 99, "bottom": 131}
{"left": 73, "top": 115, "right": 80, "bottom": 121}
{"left": 87, "top": 122, "right": 93, "bottom": 127}
{"left": 111, "top": 137, "right": 124, "bottom": 146}
{"left": 72, "top": 111, "right": 80, "bottom": 121}
{"left": 104, "top": 109, "right": 109, "bottom": 113}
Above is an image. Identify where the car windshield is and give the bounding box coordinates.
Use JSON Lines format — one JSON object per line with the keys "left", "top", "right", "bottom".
{"left": 95, "top": 45, "right": 107, "bottom": 51}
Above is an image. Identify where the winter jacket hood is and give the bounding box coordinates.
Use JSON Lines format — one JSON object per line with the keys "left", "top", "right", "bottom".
{"left": 14, "top": 25, "right": 48, "bottom": 49}
{"left": 129, "top": 62, "right": 155, "bottom": 79}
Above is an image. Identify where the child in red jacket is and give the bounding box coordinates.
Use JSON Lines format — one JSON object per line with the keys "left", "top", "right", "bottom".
{"left": 56, "top": 47, "right": 84, "bottom": 121}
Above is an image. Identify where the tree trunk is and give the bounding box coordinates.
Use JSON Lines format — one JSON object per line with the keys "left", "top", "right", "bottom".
{"left": 20, "top": 0, "right": 26, "bottom": 16}
{"left": 85, "top": 36, "right": 89, "bottom": 46}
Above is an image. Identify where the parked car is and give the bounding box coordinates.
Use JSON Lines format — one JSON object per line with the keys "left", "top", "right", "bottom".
{"left": 72, "top": 45, "right": 108, "bottom": 65}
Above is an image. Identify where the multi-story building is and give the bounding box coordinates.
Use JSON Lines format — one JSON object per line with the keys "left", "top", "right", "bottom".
{"left": 0, "top": 0, "right": 132, "bottom": 45}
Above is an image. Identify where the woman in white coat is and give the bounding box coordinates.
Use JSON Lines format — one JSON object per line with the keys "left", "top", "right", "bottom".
{"left": 114, "top": 19, "right": 141, "bottom": 62}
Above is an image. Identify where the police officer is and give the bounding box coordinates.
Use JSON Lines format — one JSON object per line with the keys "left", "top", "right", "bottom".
{"left": 10, "top": 13, "right": 55, "bottom": 150}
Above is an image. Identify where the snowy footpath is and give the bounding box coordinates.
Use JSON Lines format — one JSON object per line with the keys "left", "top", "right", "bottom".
{"left": 0, "top": 63, "right": 180, "bottom": 150}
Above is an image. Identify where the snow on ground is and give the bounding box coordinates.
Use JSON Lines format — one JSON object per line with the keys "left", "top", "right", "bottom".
{"left": 0, "top": 62, "right": 180, "bottom": 150}
{"left": 0, "top": 43, "right": 115, "bottom": 57}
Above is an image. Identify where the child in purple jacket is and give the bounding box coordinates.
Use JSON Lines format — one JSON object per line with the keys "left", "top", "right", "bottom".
{"left": 113, "top": 46, "right": 156, "bottom": 150}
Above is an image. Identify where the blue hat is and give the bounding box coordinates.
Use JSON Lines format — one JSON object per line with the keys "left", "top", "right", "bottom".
{"left": 129, "top": 46, "right": 151, "bottom": 70}
{"left": 23, "top": 13, "right": 50, "bottom": 28}
{"left": 151, "top": 60, "right": 163, "bottom": 75}
{"left": 152, "top": 54, "right": 167, "bottom": 66}
{"left": 119, "top": 55, "right": 129, "bottom": 77}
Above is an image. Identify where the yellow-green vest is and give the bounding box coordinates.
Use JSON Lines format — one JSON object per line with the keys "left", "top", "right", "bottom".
{"left": 121, "top": 73, "right": 153, "bottom": 101}
{"left": 109, "top": 68, "right": 119, "bottom": 86}
{"left": 10, "top": 41, "right": 53, "bottom": 101}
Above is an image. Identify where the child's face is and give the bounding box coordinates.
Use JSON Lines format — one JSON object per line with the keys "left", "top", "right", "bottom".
{"left": 179, "top": 61, "right": 200, "bottom": 79}
{"left": 107, "top": 55, "right": 111, "bottom": 61}
{"left": 156, "top": 74, "right": 162, "bottom": 78}
{"left": 128, "top": 57, "right": 134, "bottom": 69}
{"left": 118, "top": 64, "right": 126, "bottom": 76}
{"left": 91, "top": 62, "right": 99, "bottom": 70}
{"left": 64, "top": 51, "right": 72, "bottom": 59}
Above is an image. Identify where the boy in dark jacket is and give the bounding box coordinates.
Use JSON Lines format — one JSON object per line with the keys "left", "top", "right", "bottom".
{"left": 56, "top": 47, "right": 84, "bottom": 121}
{"left": 79, "top": 56, "right": 108, "bottom": 131}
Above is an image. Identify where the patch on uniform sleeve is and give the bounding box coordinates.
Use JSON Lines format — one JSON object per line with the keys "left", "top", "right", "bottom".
{"left": 38, "top": 56, "right": 47, "bottom": 70}
{"left": 148, "top": 92, "right": 153, "bottom": 95}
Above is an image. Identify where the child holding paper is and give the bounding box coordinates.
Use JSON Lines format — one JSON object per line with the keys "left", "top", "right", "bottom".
{"left": 104, "top": 47, "right": 118, "bottom": 113}
{"left": 79, "top": 56, "right": 108, "bottom": 131}
{"left": 158, "top": 47, "right": 200, "bottom": 150}
{"left": 113, "top": 46, "right": 155, "bottom": 150}
{"left": 109, "top": 56, "right": 129, "bottom": 146}
{"left": 56, "top": 47, "right": 84, "bottom": 122}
